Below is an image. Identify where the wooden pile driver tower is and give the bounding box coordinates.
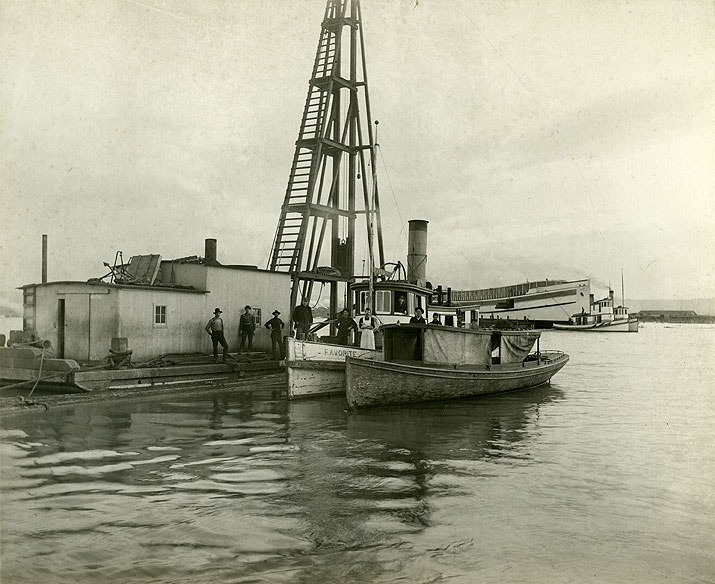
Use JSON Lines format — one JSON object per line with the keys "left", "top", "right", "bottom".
{"left": 267, "top": 0, "right": 384, "bottom": 324}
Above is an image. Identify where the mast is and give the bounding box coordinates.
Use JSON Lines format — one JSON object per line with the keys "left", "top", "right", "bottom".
{"left": 621, "top": 269, "right": 625, "bottom": 308}
{"left": 267, "top": 0, "right": 381, "bottom": 325}
{"left": 367, "top": 121, "right": 379, "bottom": 309}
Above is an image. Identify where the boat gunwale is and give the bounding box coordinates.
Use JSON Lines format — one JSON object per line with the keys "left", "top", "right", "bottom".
{"left": 346, "top": 352, "right": 569, "bottom": 381}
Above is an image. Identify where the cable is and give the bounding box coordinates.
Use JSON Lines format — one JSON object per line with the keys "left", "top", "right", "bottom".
{"left": 27, "top": 346, "right": 45, "bottom": 398}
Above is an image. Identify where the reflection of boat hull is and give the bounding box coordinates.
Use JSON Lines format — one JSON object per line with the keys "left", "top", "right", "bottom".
{"left": 345, "top": 352, "right": 569, "bottom": 409}
{"left": 285, "top": 338, "right": 380, "bottom": 399}
{"left": 553, "top": 318, "right": 638, "bottom": 332}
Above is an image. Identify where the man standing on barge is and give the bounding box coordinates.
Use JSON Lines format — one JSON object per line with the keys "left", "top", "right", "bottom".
{"left": 238, "top": 305, "right": 256, "bottom": 353}
{"left": 205, "top": 308, "right": 229, "bottom": 362}
{"left": 265, "top": 310, "right": 285, "bottom": 360}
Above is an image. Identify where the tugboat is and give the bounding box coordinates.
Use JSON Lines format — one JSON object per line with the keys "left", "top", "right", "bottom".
{"left": 553, "top": 288, "right": 638, "bottom": 332}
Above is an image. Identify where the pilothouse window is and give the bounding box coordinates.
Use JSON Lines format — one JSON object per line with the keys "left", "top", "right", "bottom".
{"left": 375, "top": 290, "right": 391, "bottom": 314}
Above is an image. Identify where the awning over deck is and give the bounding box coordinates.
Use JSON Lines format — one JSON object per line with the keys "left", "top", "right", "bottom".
{"left": 499, "top": 331, "right": 540, "bottom": 363}
{"left": 423, "top": 328, "right": 492, "bottom": 366}
{"left": 382, "top": 324, "right": 540, "bottom": 366}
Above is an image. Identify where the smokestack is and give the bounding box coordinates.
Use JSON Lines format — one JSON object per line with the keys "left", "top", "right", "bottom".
{"left": 407, "top": 219, "right": 428, "bottom": 287}
{"left": 42, "top": 234, "right": 47, "bottom": 283}
{"left": 204, "top": 238, "right": 217, "bottom": 264}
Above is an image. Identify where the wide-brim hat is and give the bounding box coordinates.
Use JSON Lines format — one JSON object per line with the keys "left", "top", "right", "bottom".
{"left": 273, "top": 310, "right": 280, "bottom": 315}
{"left": 214, "top": 308, "right": 222, "bottom": 314}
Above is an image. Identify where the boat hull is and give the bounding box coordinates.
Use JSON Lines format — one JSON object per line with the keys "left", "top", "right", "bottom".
{"left": 345, "top": 352, "right": 569, "bottom": 408}
{"left": 553, "top": 318, "right": 638, "bottom": 332}
{"left": 285, "top": 338, "right": 381, "bottom": 398}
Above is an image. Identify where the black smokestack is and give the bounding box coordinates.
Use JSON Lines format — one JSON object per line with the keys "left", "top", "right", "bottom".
{"left": 205, "top": 238, "right": 217, "bottom": 264}
{"left": 42, "top": 234, "right": 48, "bottom": 283}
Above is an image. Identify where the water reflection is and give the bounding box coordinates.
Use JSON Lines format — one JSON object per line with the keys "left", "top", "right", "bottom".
{"left": 1, "top": 378, "right": 563, "bottom": 583}
{"left": 4, "top": 325, "right": 712, "bottom": 583}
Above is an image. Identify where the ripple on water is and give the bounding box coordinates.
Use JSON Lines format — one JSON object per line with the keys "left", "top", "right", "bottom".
{"left": 1, "top": 326, "right": 713, "bottom": 583}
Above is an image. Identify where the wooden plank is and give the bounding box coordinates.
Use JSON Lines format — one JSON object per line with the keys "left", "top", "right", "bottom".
{"left": 288, "top": 366, "right": 345, "bottom": 398}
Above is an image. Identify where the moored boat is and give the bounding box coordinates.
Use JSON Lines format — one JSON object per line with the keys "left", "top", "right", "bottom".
{"left": 345, "top": 324, "right": 568, "bottom": 409}
{"left": 552, "top": 288, "right": 638, "bottom": 332}
{"left": 285, "top": 337, "right": 380, "bottom": 398}
{"left": 285, "top": 275, "right": 483, "bottom": 399}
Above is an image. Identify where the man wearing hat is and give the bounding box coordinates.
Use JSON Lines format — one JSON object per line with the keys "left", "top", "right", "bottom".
{"left": 409, "top": 307, "right": 426, "bottom": 324}
{"left": 264, "top": 310, "right": 285, "bottom": 360}
{"left": 238, "top": 305, "right": 256, "bottom": 354}
{"left": 205, "top": 308, "right": 229, "bottom": 362}
{"left": 292, "top": 297, "right": 313, "bottom": 341}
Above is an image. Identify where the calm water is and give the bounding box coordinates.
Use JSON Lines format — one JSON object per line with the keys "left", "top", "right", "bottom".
{"left": 1, "top": 324, "right": 713, "bottom": 583}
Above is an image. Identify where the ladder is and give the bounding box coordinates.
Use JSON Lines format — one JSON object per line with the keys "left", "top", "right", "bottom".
{"left": 268, "top": 0, "right": 345, "bottom": 274}
{"left": 268, "top": 0, "right": 384, "bottom": 310}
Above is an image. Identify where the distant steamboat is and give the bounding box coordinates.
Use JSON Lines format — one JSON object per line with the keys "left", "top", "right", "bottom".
{"left": 449, "top": 279, "right": 591, "bottom": 327}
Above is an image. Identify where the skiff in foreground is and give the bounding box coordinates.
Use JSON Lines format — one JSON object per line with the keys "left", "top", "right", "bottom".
{"left": 345, "top": 324, "right": 568, "bottom": 409}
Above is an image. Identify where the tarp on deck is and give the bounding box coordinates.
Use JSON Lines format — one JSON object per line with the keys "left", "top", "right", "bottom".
{"left": 499, "top": 331, "right": 540, "bottom": 363}
{"left": 423, "top": 328, "right": 492, "bottom": 366}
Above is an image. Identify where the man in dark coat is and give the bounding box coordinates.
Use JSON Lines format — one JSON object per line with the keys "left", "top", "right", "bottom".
{"left": 205, "top": 307, "right": 229, "bottom": 362}
{"left": 335, "top": 309, "right": 358, "bottom": 346}
{"left": 409, "top": 307, "right": 426, "bottom": 324}
{"left": 265, "top": 310, "right": 285, "bottom": 360}
{"left": 238, "top": 305, "right": 256, "bottom": 353}
{"left": 292, "top": 297, "right": 313, "bottom": 340}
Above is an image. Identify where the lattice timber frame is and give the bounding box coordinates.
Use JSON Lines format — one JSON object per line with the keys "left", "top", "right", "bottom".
{"left": 268, "top": 0, "right": 385, "bottom": 317}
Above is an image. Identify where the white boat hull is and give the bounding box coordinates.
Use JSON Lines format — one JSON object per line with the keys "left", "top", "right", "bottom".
{"left": 285, "top": 338, "right": 381, "bottom": 399}
{"left": 553, "top": 318, "right": 639, "bottom": 332}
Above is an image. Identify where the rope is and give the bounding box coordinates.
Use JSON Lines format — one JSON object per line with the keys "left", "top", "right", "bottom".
{"left": 310, "top": 283, "right": 325, "bottom": 309}
{"left": 377, "top": 147, "right": 407, "bottom": 260}
{"left": 27, "top": 346, "right": 45, "bottom": 398}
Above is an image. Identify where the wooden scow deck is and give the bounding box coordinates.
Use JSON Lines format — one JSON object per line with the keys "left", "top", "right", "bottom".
{"left": 0, "top": 347, "right": 282, "bottom": 393}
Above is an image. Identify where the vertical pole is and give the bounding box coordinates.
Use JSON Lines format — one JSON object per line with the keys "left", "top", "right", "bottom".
{"left": 348, "top": 0, "right": 357, "bottom": 279}
{"left": 42, "top": 234, "right": 48, "bottom": 283}
{"left": 621, "top": 269, "right": 625, "bottom": 308}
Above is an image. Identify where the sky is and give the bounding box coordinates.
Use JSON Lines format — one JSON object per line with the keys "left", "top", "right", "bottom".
{"left": 1, "top": 0, "right": 713, "bottom": 308}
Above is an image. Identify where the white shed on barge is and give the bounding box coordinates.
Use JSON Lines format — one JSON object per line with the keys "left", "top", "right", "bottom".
{"left": 19, "top": 240, "right": 291, "bottom": 362}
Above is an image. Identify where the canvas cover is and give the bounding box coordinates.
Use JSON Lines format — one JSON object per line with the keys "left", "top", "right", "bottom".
{"left": 423, "top": 328, "right": 492, "bottom": 366}
{"left": 499, "top": 331, "right": 540, "bottom": 363}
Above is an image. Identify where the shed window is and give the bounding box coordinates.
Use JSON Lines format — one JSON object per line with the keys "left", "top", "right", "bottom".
{"left": 154, "top": 305, "right": 167, "bottom": 327}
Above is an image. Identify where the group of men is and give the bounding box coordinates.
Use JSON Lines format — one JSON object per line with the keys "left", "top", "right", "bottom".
{"left": 205, "top": 305, "right": 285, "bottom": 362}
{"left": 205, "top": 300, "right": 444, "bottom": 361}
{"left": 203, "top": 301, "right": 303, "bottom": 363}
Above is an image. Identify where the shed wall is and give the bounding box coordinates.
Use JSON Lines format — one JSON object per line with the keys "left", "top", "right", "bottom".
{"left": 31, "top": 283, "right": 119, "bottom": 361}
{"left": 116, "top": 288, "right": 207, "bottom": 360}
